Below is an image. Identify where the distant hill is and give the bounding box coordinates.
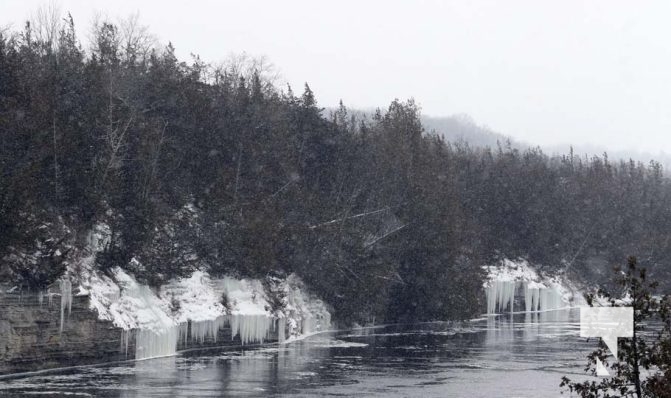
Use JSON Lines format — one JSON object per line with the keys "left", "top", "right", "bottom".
{"left": 421, "top": 114, "right": 526, "bottom": 149}
{"left": 324, "top": 108, "right": 526, "bottom": 149}
{"left": 328, "top": 108, "right": 671, "bottom": 171}
{"left": 423, "top": 114, "right": 671, "bottom": 171}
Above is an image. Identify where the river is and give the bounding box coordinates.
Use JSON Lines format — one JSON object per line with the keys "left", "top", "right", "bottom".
{"left": 0, "top": 308, "right": 597, "bottom": 397}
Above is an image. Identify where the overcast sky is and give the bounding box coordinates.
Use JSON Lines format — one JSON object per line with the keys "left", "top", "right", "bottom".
{"left": 2, "top": 1, "right": 671, "bottom": 153}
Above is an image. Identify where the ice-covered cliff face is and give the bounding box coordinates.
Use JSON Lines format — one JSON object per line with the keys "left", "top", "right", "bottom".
{"left": 484, "top": 259, "right": 582, "bottom": 314}
{"left": 79, "top": 267, "right": 331, "bottom": 359}
{"left": 69, "top": 223, "right": 332, "bottom": 360}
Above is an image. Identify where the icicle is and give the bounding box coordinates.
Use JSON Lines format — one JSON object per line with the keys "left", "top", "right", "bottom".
{"left": 229, "top": 314, "right": 238, "bottom": 341}
{"left": 323, "top": 312, "right": 332, "bottom": 330}
{"left": 522, "top": 284, "right": 542, "bottom": 313}
{"left": 509, "top": 282, "right": 516, "bottom": 312}
{"left": 120, "top": 330, "right": 130, "bottom": 357}
{"left": 485, "top": 261, "right": 570, "bottom": 315}
{"left": 135, "top": 327, "right": 179, "bottom": 360}
{"left": 190, "top": 317, "right": 227, "bottom": 344}
{"left": 486, "top": 280, "right": 517, "bottom": 314}
{"left": 229, "top": 314, "right": 272, "bottom": 345}
{"left": 302, "top": 316, "right": 315, "bottom": 335}
{"left": 524, "top": 285, "right": 532, "bottom": 313}
{"left": 179, "top": 322, "right": 189, "bottom": 347}
{"left": 536, "top": 285, "right": 563, "bottom": 312}
{"left": 521, "top": 284, "right": 566, "bottom": 313}
{"left": 38, "top": 290, "right": 43, "bottom": 307}
{"left": 59, "top": 278, "right": 72, "bottom": 333}
{"left": 277, "top": 318, "right": 286, "bottom": 343}
{"left": 486, "top": 282, "right": 496, "bottom": 314}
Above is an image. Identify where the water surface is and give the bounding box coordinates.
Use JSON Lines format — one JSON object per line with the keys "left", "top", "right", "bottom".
{"left": 0, "top": 309, "right": 597, "bottom": 397}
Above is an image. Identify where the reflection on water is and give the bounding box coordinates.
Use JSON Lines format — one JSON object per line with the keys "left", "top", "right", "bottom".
{"left": 0, "top": 308, "right": 597, "bottom": 397}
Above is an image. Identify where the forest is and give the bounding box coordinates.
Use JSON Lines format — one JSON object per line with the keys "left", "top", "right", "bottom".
{"left": 2, "top": 15, "right": 671, "bottom": 325}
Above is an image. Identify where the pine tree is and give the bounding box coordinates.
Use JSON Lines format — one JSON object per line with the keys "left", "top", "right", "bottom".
{"left": 561, "top": 257, "right": 671, "bottom": 397}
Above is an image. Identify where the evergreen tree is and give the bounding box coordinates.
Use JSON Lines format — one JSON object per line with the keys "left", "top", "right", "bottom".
{"left": 561, "top": 257, "right": 671, "bottom": 397}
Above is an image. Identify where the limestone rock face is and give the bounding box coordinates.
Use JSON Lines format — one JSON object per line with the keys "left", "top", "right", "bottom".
{"left": 0, "top": 286, "right": 284, "bottom": 375}
{"left": 0, "top": 288, "right": 126, "bottom": 375}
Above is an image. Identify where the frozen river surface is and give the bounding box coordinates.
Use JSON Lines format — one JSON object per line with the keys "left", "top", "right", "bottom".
{"left": 0, "top": 309, "right": 597, "bottom": 397}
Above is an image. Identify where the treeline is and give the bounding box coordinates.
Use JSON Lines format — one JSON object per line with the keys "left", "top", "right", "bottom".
{"left": 1, "top": 15, "right": 670, "bottom": 324}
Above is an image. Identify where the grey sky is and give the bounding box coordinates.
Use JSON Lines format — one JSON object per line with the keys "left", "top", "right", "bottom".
{"left": 2, "top": 0, "right": 671, "bottom": 153}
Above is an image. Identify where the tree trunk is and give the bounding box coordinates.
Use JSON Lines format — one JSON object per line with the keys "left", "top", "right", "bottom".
{"left": 632, "top": 317, "right": 642, "bottom": 397}
{"left": 233, "top": 143, "right": 243, "bottom": 203}
{"left": 52, "top": 113, "right": 59, "bottom": 202}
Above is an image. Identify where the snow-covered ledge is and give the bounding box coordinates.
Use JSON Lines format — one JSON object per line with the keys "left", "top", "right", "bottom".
{"left": 483, "top": 259, "right": 582, "bottom": 315}
{"left": 77, "top": 267, "right": 331, "bottom": 359}
{"left": 65, "top": 222, "right": 332, "bottom": 360}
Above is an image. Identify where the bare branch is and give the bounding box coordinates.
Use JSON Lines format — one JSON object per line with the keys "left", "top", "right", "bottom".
{"left": 214, "top": 52, "right": 284, "bottom": 90}
{"left": 363, "top": 224, "right": 408, "bottom": 249}
{"left": 117, "top": 12, "right": 156, "bottom": 63}
{"left": 31, "top": 1, "right": 62, "bottom": 52}
{"left": 310, "top": 207, "right": 392, "bottom": 230}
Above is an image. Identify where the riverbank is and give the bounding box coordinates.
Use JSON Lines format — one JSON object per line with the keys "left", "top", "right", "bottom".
{"left": 0, "top": 268, "right": 331, "bottom": 375}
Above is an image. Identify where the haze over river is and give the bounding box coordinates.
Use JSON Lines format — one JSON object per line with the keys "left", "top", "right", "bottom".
{"left": 0, "top": 309, "right": 596, "bottom": 397}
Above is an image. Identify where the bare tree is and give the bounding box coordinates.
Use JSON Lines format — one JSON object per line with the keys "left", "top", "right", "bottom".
{"left": 30, "top": 1, "right": 62, "bottom": 53}
{"left": 30, "top": 2, "right": 67, "bottom": 201}
{"left": 117, "top": 12, "right": 156, "bottom": 64}
{"left": 214, "top": 52, "right": 283, "bottom": 90}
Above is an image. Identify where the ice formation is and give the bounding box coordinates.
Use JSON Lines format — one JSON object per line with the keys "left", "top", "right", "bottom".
{"left": 85, "top": 266, "right": 180, "bottom": 359}
{"left": 188, "top": 317, "right": 228, "bottom": 343}
{"left": 135, "top": 327, "right": 180, "bottom": 360}
{"left": 77, "top": 223, "right": 331, "bottom": 360}
{"left": 218, "top": 277, "right": 274, "bottom": 345}
{"left": 486, "top": 280, "right": 516, "bottom": 314}
{"left": 277, "top": 317, "right": 286, "bottom": 343}
{"left": 302, "top": 316, "right": 317, "bottom": 335}
{"left": 59, "top": 278, "right": 72, "bottom": 333}
{"left": 160, "top": 271, "right": 226, "bottom": 325}
{"left": 484, "top": 259, "right": 572, "bottom": 314}
{"left": 120, "top": 329, "right": 130, "bottom": 357}
{"left": 229, "top": 314, "right": 272, "bottom": 345}
{"left": 275, "top": 274, "right": 331, "bottom": 340}
{"left": 220, "top": 277, "right": 270, "bottom": 315}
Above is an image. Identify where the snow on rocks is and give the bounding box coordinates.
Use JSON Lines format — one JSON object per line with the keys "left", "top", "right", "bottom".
{"left": 85, "top": 222, "right": 111, "bottom": 254}
{"left": 160, "top": 271, "right": 227, "bottom": 324}
{"left": 73, "top": 223, "right": 331, "bottom": 359}
{"left": 54, "top": 218, "right": 335, "bottom": 359}
{"left": 268, "top": 274, "right": 332, "bottom": 341}
{"left": 219, "top": 277, "right": 271, "bottom": 316}
{"left": 83, "top": 266, "right": 332, "bottom": 359}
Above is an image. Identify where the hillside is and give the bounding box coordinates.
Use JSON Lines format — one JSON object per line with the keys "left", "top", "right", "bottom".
{"left": 2, "top": 17, "right": 671, "bottom": 333}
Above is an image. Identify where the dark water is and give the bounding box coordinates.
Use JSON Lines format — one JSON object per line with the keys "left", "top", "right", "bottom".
{"left": 0, "top": 309, "right": 597, "bottom": 397}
